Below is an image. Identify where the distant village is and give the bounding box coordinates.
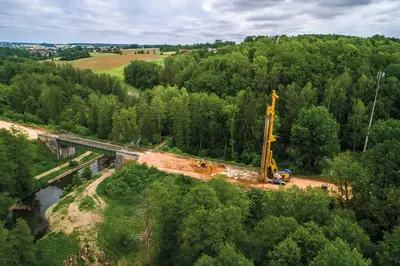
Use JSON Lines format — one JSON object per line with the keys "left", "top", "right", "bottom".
{"left": 0, "top": 40, "right": 226, "bottom": 59}
{"left": 0, "top": 42, "right": 123, "bottom": 57}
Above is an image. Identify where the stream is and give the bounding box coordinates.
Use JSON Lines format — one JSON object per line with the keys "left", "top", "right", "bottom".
{"left": 7, "top": 156, "right": 111, "bottom": 240}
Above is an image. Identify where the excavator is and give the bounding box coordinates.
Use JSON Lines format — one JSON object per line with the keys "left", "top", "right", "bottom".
{"left": 259, "top": 90, "right": 291, "bottom": 184}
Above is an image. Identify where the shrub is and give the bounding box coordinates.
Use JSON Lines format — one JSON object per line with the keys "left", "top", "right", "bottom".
{"left": 81, "top": 166, "right": 93, "bottom": 180}
{"left": 35, "top": 232, "right": 79, "bottom": 266}
{"left": 64, "top": 184, "right": 73, "bottom": 194}
{"left": 72, "top": 174, "right": 82, "bottom": 186}
{"left": 79, "top": 196, "right": 95, "bottom": 211}
{"left": 69, "top": 160, "right": 79, "bottom": 167}
{"left": 104, "top": 163, "right": 164, "bottom": 204}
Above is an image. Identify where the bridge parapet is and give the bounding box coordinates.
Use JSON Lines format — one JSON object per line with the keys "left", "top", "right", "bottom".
{"left": 38, "top": 133, "right": 140, "bottom": 168}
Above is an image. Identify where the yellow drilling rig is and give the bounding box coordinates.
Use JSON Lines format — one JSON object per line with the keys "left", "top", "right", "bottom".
{"left": 259, "top": 90, "right": 291, "bottom": 184}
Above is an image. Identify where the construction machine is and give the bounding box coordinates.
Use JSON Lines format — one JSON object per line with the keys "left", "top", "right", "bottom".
{"left": 192, "top": 159, "right": 213, "bottom": 176}
{"left": 259, "top": 90, "right": 291, "bottom": 184}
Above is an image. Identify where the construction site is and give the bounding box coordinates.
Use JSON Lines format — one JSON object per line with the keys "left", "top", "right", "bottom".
{"left": 138, "top": 90, "right": 332, "bottom": 191}
{"left": 138, "top": 151, "right": 330, "bottom": 190}
{"left": 0, "top": 89, "right": 333, "bottom": 192}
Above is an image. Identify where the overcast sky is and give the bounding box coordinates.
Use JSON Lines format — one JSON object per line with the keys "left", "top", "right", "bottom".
{"left": 0, "top": 0, "right": 399, "bottom": 44}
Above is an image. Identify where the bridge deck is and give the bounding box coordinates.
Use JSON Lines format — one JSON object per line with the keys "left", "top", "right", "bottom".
{"left": 38, "top": 133, "right": 139, "bottom": 158}
{"left": 57, "top": 134, "right": 124, "bottom": 152}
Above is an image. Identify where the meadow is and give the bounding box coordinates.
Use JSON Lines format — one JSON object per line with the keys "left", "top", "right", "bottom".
{"left": 57, "top": 48, "right": 169, "bottom": 95}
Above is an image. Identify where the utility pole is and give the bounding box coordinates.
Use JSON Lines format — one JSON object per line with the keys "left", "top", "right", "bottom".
{"left": 363, "top": 70, "right": 385, "bottom": 153}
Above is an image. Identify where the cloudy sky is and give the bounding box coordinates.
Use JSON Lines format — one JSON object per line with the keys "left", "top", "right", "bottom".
{"left": 0, "top": 0, "right": 399, "bottom": 44}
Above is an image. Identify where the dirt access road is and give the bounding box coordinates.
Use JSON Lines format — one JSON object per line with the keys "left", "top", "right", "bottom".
{"left": 138, "top": 152, "right": 333, "bottom": 190}
{"left": 1, "top": 120, "right": 332, "bottom": 191}
{"left": 47, "top": 169, "right": 115, "bottom": 235}
{"left": 0, "top": 120, "right": 46, "bottom": 139}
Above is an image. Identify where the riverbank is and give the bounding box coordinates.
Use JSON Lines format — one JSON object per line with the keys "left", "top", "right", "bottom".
{"left": 46, "top": 168, "right": 115, "bottom": 252}
{"left": 34, "top": 152, "right": 102, "bottom": 187}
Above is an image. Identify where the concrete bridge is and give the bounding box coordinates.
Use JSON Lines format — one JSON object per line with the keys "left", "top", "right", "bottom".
{"left": 38, "top": 133, "right": 139, "bottom": 169}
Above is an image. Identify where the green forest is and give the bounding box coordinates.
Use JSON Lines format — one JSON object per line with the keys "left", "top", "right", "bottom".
{"left": 58, "top": 46, "right": 91, "bottom": 61}
{"left": 94, "top": 163, "right": 400, "bottom": 265}
{"left": 0, "top": 34, "right": 399, "bottom": 265}
{"left": 0, "top": 47, "right": 50, "bottom": 60}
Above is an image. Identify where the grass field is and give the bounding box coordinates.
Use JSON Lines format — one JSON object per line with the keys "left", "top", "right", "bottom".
{"left": 59, "top": 49, "right": 166, "bottom": 72}
{"left": 55, "top": 48, "right": 169, "bottom": 95}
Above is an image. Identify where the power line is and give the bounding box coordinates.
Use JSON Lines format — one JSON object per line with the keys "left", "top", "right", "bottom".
{"left": 363, "top": 70, "right": 385, "bottom": 153}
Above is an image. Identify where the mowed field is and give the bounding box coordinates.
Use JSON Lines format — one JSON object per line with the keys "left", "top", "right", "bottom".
{"left": 60, "top": 49, "right": 167, "bottom": 72}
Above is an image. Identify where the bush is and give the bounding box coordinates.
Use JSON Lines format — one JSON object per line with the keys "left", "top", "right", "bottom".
{"left": 79, "top": 196, "right": 96, "bottom": 211}
{"left": 69, "top": 160, "right": 79, "bottom": 167}
{"left": 169, "top": 147, "right": 184, "bottom": 155}
{"left": 64, "top": 184, "right": 73, "bottom": 194}
{"left": 72, "top": 174, "right": 82, "bottom": 186}
{"left": 104, "top": 163, "right": 164, "bottom": 204}
{"left": 98, "top": 203, "right": 140, "bottom": 257}
{"left": 81, "top": 166, "right": 93, "bottom": 180}
{"left": 35, "top": 232, "right": 79, "bottom": 266}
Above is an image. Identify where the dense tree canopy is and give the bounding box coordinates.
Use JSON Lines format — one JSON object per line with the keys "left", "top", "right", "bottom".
{"left": 98, "top": 163, "right": 375, "bottom": 265}
{"left": 58, "top": 46, "right": 90, "bottom": 61}
{"left": 2, "top": 35, "right": 400, "bottom": 174}
{"left": 124, "top": 60, "right": 161, "bottom": 89}
{"left": 0, "top": 127, "right": 34, "bottom": 216}
{"left": 291, "top": 106, "right": 340, "bottom": 173}
{"left": 1, "top": 34, "right": 400, "bottom": 265}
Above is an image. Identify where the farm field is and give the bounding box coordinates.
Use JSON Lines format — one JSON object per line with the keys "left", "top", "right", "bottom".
{"left": 56, "top": 48, "right": 169, "bottom": 95}
{"left": 59, "top": 49, "right": 166, "bottom": 72}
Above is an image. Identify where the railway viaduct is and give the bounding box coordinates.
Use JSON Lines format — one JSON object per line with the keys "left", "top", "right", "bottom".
{"left": 38, "top": 133, "right": 139, "bottom": 169}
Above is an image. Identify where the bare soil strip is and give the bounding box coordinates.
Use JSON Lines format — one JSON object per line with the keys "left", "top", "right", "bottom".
{"left": 0, "top": 120, "right": 47, "bottom": 139}
{"left": 46, "top": 169, "right": 115, "bottom": 248}
{"left": 138, "top": 151, "right": 335, "bottom": 191}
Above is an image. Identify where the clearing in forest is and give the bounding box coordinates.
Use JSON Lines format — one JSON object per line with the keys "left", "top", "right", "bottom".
{"left": 138, "top": 152, "right": 334, "bottom": 191}
{"left": 58, "top": 49, "right": 167, "bottom": 72}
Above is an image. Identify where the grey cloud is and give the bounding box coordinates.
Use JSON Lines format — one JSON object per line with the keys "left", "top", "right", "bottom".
{"left": 316, "top": 0, "right": 374, "bottom": 8}
{"left": 247, "top": 13, "right": 293, "bottom": 21}
{"left": 306, "top": 8, "right": 345, "bottom": 19}
{"left": 0, "top": 0, "right": 399, "bottom": 44}
{"left": 214, "top": 0, "right": 284, "bottom": 12}
{"left": 253, "top": 21, "right": 281, "bottom": 28}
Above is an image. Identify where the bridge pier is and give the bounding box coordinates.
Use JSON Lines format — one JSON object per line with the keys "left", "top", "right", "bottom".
{"left": 39, "top": 135, "right": 76, "bottom": 159}
{"left": 115, "top": 154, "right": 124, "bottom": 170}
{"left": 56, "top": 143, "right": 76, "bottom": 160}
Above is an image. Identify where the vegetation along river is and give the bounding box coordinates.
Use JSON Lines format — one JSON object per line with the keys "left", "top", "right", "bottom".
{"left": 6, "top": 157, "right": 110, "bottom": 240}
